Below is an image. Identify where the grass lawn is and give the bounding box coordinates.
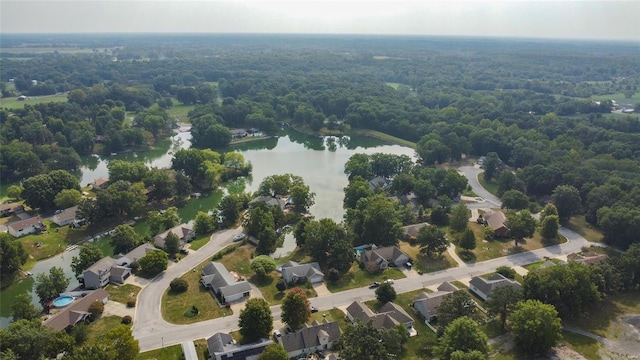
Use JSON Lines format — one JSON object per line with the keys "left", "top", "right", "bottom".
{"left": 310, "top": 308, "right": 349, "bottom": 330}
{"left": 136, "top": 344, "right": 183, "bottom": 360}
{"left": 326, "top": 262, "right": 406, "bottom": 293}
{"left": 477, "top": 173, "right": 500, "bottom": 197}
{"left": 161, "top": 257, "right": 231, "bottom": 324}
{"left": 522, "top": 258, "right": 564, "bottom": 271}
{"left": 188, "top": 234, "right": 211, "bottom": 250}
{"left": 166, "top": 101, "right": 195, "bottom": 123}
{"left": 398, "top": 240, "right": 457, "bottom": 273}
{"left": 564, "top": 290, "right": 640, "bottom": 337}
{"left": 86, "top": 315, "right": 126, "bottom": 341}
{"left": 105, "top": 284, "right": 141, "bottom": 305}
{"left": 0, "top": 93, "right": 68, "bottom": 109}
{"left": 193, "top": 338, "right": 209, "bottom": 360}
{"left": 21, "top": 220, "right": 89, "bottom": 270}
{"left": 591, "top": 92, "right": 640, "bottom": 104}
{"left": 352, "top": 129, "right": 417, "bottom": 149}
{"left": 562, "top": 331, "right": 601, "bottom": 360}
{"left": 565, "top": 216, "right": 604, "bottom": 243}
{"left": 217, "top": 244, "right": 253, "bottom": 277}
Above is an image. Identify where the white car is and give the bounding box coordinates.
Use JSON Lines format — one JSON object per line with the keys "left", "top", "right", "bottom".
{"left": 384, "top": 279, "right": 394, "bottom": 284}
{"left": 233, "top": 233, "right": 247, "bottom": 242}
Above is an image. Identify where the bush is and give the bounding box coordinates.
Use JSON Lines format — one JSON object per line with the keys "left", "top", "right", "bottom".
{"left": 496, "top": 266, "right": 516, "bottom": 279}
{"left": 327, "top": 268, "right": 340, "bottom": 283}
{"left": 127, "top": 299, "right": 136, "bottom": 308}
{"left": 121, "top": 315, "right": 132, "bottom": 324}
{"left": 276, "top": 278, "right": 287, "bottom": 292}
{"left": 170, "top": 278, "right": 189, "bottom": 293}
{"left": 129, "top": 261, "right": 140, "bottom": 273}
{"left": 87, "top": 301, "right": 104, "bottom": 321}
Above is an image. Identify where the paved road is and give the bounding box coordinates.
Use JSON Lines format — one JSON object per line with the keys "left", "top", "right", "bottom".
{"left": 132, "top": 166, "right": 595, "bottom": 352}
{"left": 459, "top": 165, "right": 501, "bottom": 207}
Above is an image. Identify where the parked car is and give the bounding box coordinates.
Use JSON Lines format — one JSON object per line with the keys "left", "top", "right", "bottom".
{"left": 179, "top": 248, "right": 189, "bottom": 255}
{"left": 384, "top": 279, "right": 394, "bottom": 284}
{"left": 369, "top": 282, "right": 381, "bottom": 289}
{"left": 233, "top": 233, "right": 247, "bottom": 242}
{"left": 273, "top": 330, "right": 281, "bottom": 338}
{"left": 310, "top": 306, "right": 318, "bottom": 313}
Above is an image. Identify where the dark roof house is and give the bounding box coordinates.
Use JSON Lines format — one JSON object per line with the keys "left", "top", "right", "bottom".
{"left": 52, "top": 206, "right": 79, "bottom": 226}
{"left": 469, "top": 273, "right": 520, "bottom": 301}
{"left": 412, "top": 281, "right": 458, "bottom": 323}
{"left": 280, "top": 261, "right": 324, "bottom": 284}
{"left": 153, "top": 224, "right": 195, "bottom": 249}
{"left": 346, "top": 301, "right": 415, "bottom": 333}
{"left": 360, "top": 246, "right": 410, "bottom": 271}
{"left": 42, "top": 288, "right": 109, "bottom": 331}
{"left": 278, "top": 319, "right": 341, "bottom": 358}
{"left": 482, "top": 210, "right": 509, "bottom": 237}
{"left": 207, "top": 332, "right": 272, "bottom": 360}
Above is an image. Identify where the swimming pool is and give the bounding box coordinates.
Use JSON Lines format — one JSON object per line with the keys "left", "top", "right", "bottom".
{"left": 52, "top": 295, "right": 74, "bottom": 308}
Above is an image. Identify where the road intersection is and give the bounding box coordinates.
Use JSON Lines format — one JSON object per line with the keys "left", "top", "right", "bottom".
{"left": 132, "top": 165, "right": 596, "bottom": 352}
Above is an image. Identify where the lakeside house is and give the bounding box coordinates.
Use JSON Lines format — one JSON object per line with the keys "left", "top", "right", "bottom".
{"left": 52, "top": 206, "right": 79, "bottom": 226}
{"left": 153, "top": 223, "right": 195, "bottom": 249}
{"left": 248, "top": 196, "right": 287, "bottom": 211}
{"left": 42, "top": 288, "right": 109, "bottom": 331}
{"left": 89, "top": 178, "right": 110, "bottom": 190}
{"left": 7, "top": 217, "right": 44, "bottom": 237}
{"left": 277, "top": 319, "right": 341, "bottom": 358}
{"left": 280, "top": 261, "right": 324, "bottom": 285}
{"left": 469, "top": 273, "right": 521, "bottom": 301}
{"left": 412, "top": 281, "right": 458, "bottom": 323}
{"left": 359, "top": 245, "right": 410, "bottom": 272}
{"left": 0, "top": 202, "right": 24, "bottom": 217}
{"left": 82, "top": 243, "right": 158, "bottom": 289}
{"left": 200, "top": 261, "right": 251, "bottom": 304}
{"left": 402, "top": 222, "right": 430, "bottom": 240}
{"left": 207, "top": 333, "right": 272, "bottom": 360}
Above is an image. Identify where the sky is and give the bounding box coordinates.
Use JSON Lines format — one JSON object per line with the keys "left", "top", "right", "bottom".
{"left": 1, "top": 0, "right": 639, "bottom": 40}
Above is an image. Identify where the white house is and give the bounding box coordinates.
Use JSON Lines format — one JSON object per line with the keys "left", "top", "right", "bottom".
{"left": 280, "top": 261, "right": 324, "bottom": 285}
{"left": 7, "top": 217, "right": 43, "bottom": 237}
{"left": 207, "top": 333, "right": 272, "bottom": 360}
{"left": 52, "top": 206, "right": 79, "bottom": 226}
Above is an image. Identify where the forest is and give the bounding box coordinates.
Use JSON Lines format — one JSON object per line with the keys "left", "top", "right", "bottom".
{"left": 1, "top": 34, "right": 640, "bottom": 251}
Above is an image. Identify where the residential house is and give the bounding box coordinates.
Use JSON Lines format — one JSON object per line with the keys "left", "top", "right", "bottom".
{"left": 89, "top": 178, "right": 110, "bottom": 190}
{"left": 52, "top": 206, "right": 79, "bottom": 226}
{"left": 469, "top": 274, "right": 521, "bottom": 301}
{"left": 0, "top": 203, "right": 24, "bottom": 217}
{"left": 17, "top": 95, "right": 27, "bottom": 101}
{"left": 346, "top": 301, "right": 415, "bottom": 333}
{"left": 391, "top": 192, "right": 420, "bottom": 212}
{"left": 280, "top": 261, "right": 324, "bottom": 285}
{"left": 153, "top": 223, "right": 195, "bottom": 249}
{"left": 402, "top": 222, "right": 430, "bottom": 240}
{"left": 42, "top": 288, "right": 109, "bottom": 331}
{"left": 117, "top": 243, "right": 158, "bottom": 265}
{"left": 360, "top": 246, "right": 410, "bottom": 271}
{"left": 207, "top": 332, "right": 272, "bottom": 360}
{"left": 412, "top": 281, "right": 458, "bottom": 323}
{"left": 567, "top": 252, "right": 608, "bottom": 266}
{"left": 7, "top": 217, "right": 44, "bottom": 237}
{"left": 482, "top": 210, "right": 509, "bottom": 237}
{"left": 368, "top": 176, "right": 390, "bottom": 192}
{"left": 231, "top": 129, "right": 248, "bottom": 138}
{"left": 248, "top": 196, "right": 287, "bottom": 211}
{"left": 82, "top": 243, "right": 159, "bottom": 289}
{"left": 200, "top": 261, "right": 251, "bottom": 304}
{"left": 277, "top": 319, "right": 341, "bottom": 358}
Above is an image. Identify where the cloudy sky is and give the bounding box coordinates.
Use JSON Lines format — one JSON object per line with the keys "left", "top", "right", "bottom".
{"left": 1, "top": 0, "right": 639, "bottom": 40}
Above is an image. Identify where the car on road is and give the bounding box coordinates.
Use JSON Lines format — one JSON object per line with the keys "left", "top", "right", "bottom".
{"left": 384, "top": 279, "right": 394, "bottom": 284}
{"left": 233, "top": 233, "right": 247, "bottom": 242}
{"left": 369, "top": 282, "right": 381, "bottom": 289}
{"left": 310, "top": 306, "right": 318, "bottom": 313}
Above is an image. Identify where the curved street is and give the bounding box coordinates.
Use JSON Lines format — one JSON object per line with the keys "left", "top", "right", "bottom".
{"left": 132, "top": 166, "right": 596, "bottom": 352}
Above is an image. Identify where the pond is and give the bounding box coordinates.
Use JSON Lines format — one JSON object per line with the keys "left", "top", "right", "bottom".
{"left": 0, "top": 129, "right": 415, "bottom": 327}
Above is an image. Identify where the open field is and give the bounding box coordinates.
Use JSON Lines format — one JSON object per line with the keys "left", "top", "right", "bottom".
{"left": 566, "top": 216, "right": 604, "bottom": 243}
{"left": 166, "top": 101, "right": 195, "bottom": 122}
{"left": 352, "top": 129, "right": 417, "bottom": 149}
{"left": 565, "top": 290, "right": 640, "bottom": 337}
{"left": 0, "top": 93, "right": 68, "bottom": 109}
{"left": 136, "top": 344, "right": 183, "bottom": 360}
{"left": 105, "top": 284, "right": 141, "bottom": 305}
{"left": 188, "top": 234, "right": 211, "bottom": 251}
{"left": 398, "top": 240, "right": 458, "bottom": 273}
{"left": 326, "top": 262, "right": 406, "bottom": 293}
{"left": 592, "top": 92, "right": 640, "bottom": 105}
{"left": 477, "top": 173, "right": 500, "bottom": 197}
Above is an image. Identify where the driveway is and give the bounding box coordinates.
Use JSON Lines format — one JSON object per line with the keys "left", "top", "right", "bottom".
{"left": 459, "top": 166, "right": 502, "bottom": 207}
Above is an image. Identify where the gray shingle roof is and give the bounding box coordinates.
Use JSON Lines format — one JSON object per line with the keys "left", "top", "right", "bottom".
{"left": 279, "top": 320, "right": 341, "bottom": 353}
{"left": 201, "top": 261, "right": 251, "bottom": 298}
{"left": 469, "top": 273, "right": 520, "bottom": 298}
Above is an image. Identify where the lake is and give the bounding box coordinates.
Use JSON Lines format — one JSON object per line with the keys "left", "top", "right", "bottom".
{"left": 0, "top": 129, "right": 415, "bottom": 327}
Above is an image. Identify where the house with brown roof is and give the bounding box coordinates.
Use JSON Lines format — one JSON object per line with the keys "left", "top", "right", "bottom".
{"left": 402, "top": 222, "right": 430, "bottom": 240}
{"left": 0, "top": 202, "right": 24, "bottom": 217}
{"left": 360, "top": 245, "right": 409, "bottom": 272}
{"left": 413, "top": 281, "right": 458, "bottom": 323}
{"left": 153, "top": 223, "right": 195, "bottom": 249}
{"left": 469, "top": 273, "right": 520, "bottom": 301}
{"left": 42, "top": 288, "right": 109, "bottom": 331}
{"left": 482, "top": 210, "right": 509, "bottom": 237}
{"left": 346, "top": 301, "right": 415, "bottom": 334}
{"left": 567, "top": 252, "right": 608, "bottom": 266}
{"left": 52, "top": 206, "right": 79, "bottom": 226}
{"left": 7, "top": 217, "right": 44, "bottom": 237}
{"left": 277, "top": 319, "right": 341, "bottom": 358}
{"left": 89, "top": 178, "right": 109, "bottom": 190}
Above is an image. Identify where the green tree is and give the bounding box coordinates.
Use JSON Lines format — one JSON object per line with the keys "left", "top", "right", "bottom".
{"left": 495, "top": 266, "right": 516, "bottom": 279}
{"left": 482, "top": 152, "right": 501, "bottom": 181}
{"left": 539, "top": 203, "right": 559, "bottom": 221}
{"left": 436, "top": 317, "right": 489, "bottom": 360}
{"left": 34, "top": 267, "right": 70, "bottom": 306}
{"left": 194, "top": 211, "right": 216, "bottom": 235}
{"left": 96, "top": 181, "right": 147, "bottom": 220}
{"left": 146, "top": 207, "right": 180, "bottom": 235}
{"left": 71, "top": 244, "right": 104, "bottom": 279}
{"left": 337, "top": 320, "right": 394, "bottom": 360}
{"left": 506, "top": 210, "right": 536, "bottom": 244}
{"left": 290, "top": 184, "right": 315, "bottom": 213}
{"left": 164, "top": 232, "right": 181, "bottom": 256}
{"left": 6, "top": 185, "right": 22, "bottom": 200}
{"left": 357, "top": 194, "right": 403, "bottom": 247}
{"left": 251, "top": 255, "right": 277, "bottom": 278}
{"left": 239, "top": 298, "right": 273, "bottom": 342}
{"left": 496, "top": 171, "right": 524, "bottom": 197}
{"left": 375, "top": 282, "right": 397, "bottom": 304}
{"left": 143, "top": 168, "right": 175, "bottom": 202}
{"left": 459, "top": 228, "right": 476, "bottom": 252}
{"left": 327, "top": 239, "right": 355, "bottom": 275}
{"left": 0, "top": 233, "right": 28, "bottom": 279}
{"left": 551, "top": 185, "right": 582, "bottom": 221}
{"left": 21, "top": 170, "right": 79, "bottom": 210}
{"left": 219, "top": 195, "right": 240, "bottom": 228}
{"left": 100, "top": 324, "right": 139, "bottom": 360}
{"left": 11, "top": 293, "right": 41, "bottom": 321}
{"left": 500, "top": 190, "right": 529, "bottom": 210}
{"left": 303, "top": 218, "right": 346, "bottom": 263}
{"left": 0, "top": 319, "right": 74, "bottom": 360}
{"left": 450, "top": 350, "right": 488, "bottom": 360}
{"left": 437, "top": 290, "right": 477, "bottom": 328}
{"left": 510, "top": 300, "right": 562, "bottom": 355}
{"left": 540, "top": 214, "right": 560, "bottom": 239}
{"left": 417, "top": 225, "right": 449, "bottom": 257}
{"left": 344, "top": 153, "right": 373, "bottom": 180}
{"left": 138, "top": 250, "right": 168, "bottom": 277}
{"left": 54, "top": 188, "right": 83, "bottom": 209}
{"left": 281, "top": 287, "right": 311, "bottom": 330}
{"left": 449, "top": 202, "right": 470, "bottom": 232}
{"left": 110, "top": 225, "right": 141, "bottom": 254}
{"left": 258, "top": 343, "right": 289, "bottom": 360}
{"left": 485, "top": 285, "right": 522, "bottom": 331}
{"left": 108, "top": 160, "right": 149, "bottom": 183}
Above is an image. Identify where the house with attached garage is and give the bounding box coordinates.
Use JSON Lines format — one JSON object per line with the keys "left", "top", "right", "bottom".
{"left": 153, "top": 223, "right": 195, "bottom": 250}
{"left": 42, "top": 288, "right": 109, "bottom": 331}
{"left": 481, "top": 210, "right": 509, "bottom": 237}
{"left": 8, "top": 217, "right": 44, "bottom": 237}
{"left": 276, "top": 319, "right": 341, "bottom": 358}
{"left": 200, "top": 261, "right": 251, "bottom": 304}
{"left": 469, "top": 273, "right": 521, "bottom": 301}
{"left": 206, "top": 332, "right": 272, "bottom": 360}
{"left": 412, "top": 281, "right": 458, "bottom": 323}
{"left": 346, "top": 301, "right": 416, "bottom": 335}
{"left": 280, "top": 261, "right": 324, "bottom": 285}
{"left": 82, "top": 243, "right": 157, "bottom": 289}
{"left": 52, "top": 206, "right": 79, "bottom": 226}
{"left": 359, "top": 245, "right": 410, "bottom": 272}
{"left": 89, "top": 178, "right": 110, "bottom": 190}
{"left": 0, "top": 202, "right": 24, "bottom": 217}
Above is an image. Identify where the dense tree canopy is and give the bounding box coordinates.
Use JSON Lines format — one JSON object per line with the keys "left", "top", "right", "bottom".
{"left": 280, "top": 287, "right": 311, "bottom": 330}
{"left": 239, "top": 298, "right": 273, "bottom": 342}
{"left": 510, "top": 300, "right": 562, "bottom": 355}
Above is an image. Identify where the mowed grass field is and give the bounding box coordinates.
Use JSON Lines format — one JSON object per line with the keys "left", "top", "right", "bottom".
{"left": 0, "top": 93, "right": 68, "bottom": 109}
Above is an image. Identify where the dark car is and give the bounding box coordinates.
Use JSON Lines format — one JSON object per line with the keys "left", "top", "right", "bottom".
{"left": 369, "top": 282, "right": 381, "bottom": 289}
{"left": 310, "top": 306, "right": 319, "bottom": 313}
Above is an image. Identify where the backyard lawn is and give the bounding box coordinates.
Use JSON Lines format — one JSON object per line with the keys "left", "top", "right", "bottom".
{"left": 398, "top": 240, "right": 457, "bottom": 273}
{"left": 136, "top": 344, "right": 183, "bottom": 360}
{"left": 565, "top": 215, "right": 605, "bottom": 243}
{"left": 105, "top": 283, "right": 141, "bottom": 305}
{"left": 477, "top": 173, "right": 499, "bottom": 196}
{"left": 20, "top": 220, "right": 90, "bottom": 269}
{"left": 326, "top": 262, "right": 405, "bottom": 293}
{"left": 86, "top": 315, "right": 126, "bottom": 341}
{"left": 564, "top": 290, "right": 640, "bottom": 337}
{"left": 165, "top": 101, "right": 195, "bottom": 123}
{"left": 188, "top": 234, "right": 211, "bottom": 250}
